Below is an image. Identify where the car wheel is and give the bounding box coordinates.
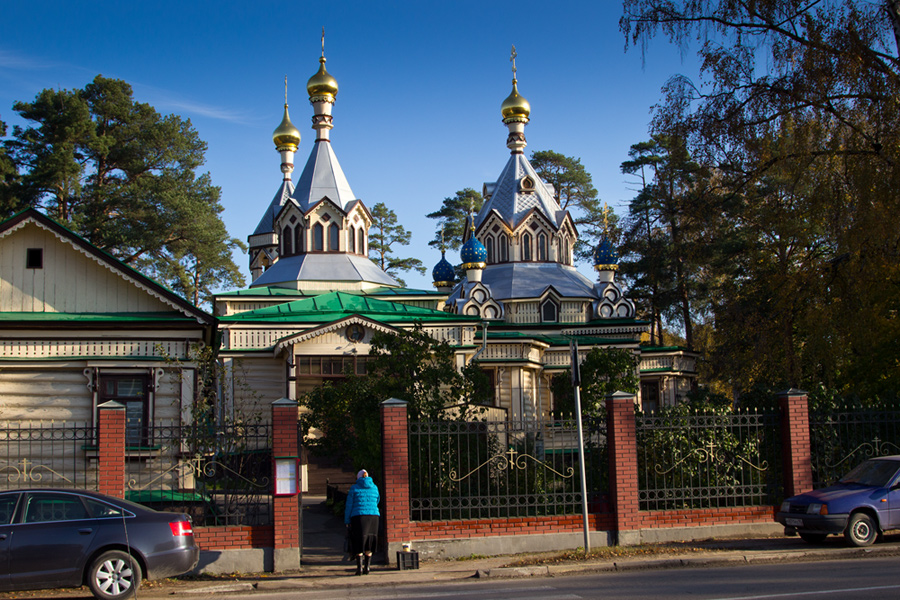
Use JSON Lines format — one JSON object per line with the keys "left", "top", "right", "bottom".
{"left": 798, "top": 532, "right": 828, "bottom": 544}
{"left": 844, "top": 512, "right": 877, "bottom": 547}
{"left": 87, "top": 550, "right": 141, "bottom": 600}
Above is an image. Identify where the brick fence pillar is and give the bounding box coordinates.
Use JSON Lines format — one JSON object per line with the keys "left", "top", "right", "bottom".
{"left": 97, "top": 401, "right": 126, "bottom": 498}
{"left": 607, "top": 391, "right": 640, "bottom": 546}
{"left": 779, "top": 389, "right": 813, "bottom": 497}
{"left": 381, "top": 398, "right": 412, "bottom": 563}
{"left": 272, "top": 398, "right": 300, "bottom": 572}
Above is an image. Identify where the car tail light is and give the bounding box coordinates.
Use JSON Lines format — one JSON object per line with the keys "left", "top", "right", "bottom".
{"left": 169, "top": 520, "right": 193, "bottom": 536}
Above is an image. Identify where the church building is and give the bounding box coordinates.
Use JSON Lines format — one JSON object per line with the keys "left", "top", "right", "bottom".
{"left": 214, "top": 43, "right": 697, "bottom": 424}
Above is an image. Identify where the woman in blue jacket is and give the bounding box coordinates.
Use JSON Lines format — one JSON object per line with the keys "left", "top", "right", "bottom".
{"left": 344, "top": 469, "right": 380, "bottom": 575}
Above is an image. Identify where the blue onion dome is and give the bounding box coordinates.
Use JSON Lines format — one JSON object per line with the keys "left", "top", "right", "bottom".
{"left": 432, "top": 251, "right": 456, "bottom": 286}
{"left": 593, "top": 235, "right": 619, "bottom": 271}
{"left": 460, "top": 235, "right": 487, "bottom": 269}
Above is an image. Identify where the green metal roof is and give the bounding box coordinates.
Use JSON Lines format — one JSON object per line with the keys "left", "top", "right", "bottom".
{"left": 216, "top": 287, "right": 319, "bottom": 298}
{"left": 217, "top": 285, "right": 445, "bottom": 299}
{"left": 218, "top": 291, "right": 479, "bottom": 325}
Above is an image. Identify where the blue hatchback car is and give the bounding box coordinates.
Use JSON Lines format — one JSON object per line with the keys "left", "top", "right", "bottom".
{"left": 776, "top": 455, "right": 900, "bottom": 546}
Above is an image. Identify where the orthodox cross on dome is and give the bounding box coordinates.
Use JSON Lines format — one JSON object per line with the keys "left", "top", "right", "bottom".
{"left": 284, "top": 75, "right": 288, "bottom": 104}
{"left": 510, "top": 45, "right": 517, "bottom": 81}
{"left": 601, "top": 203, "right": 612, "bottom": 237}
{"left": 321, "top": 26, "right": 326, "bottom": 58}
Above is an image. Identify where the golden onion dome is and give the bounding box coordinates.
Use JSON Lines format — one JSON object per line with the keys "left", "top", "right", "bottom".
{"left": 501, "top": 80, "right": 530, "bottom": 120}
{"left": 307, "top": 57, "right": 339, "bottom": 99}
{"left": 272, "top": 104, "right": 301, "bottom": 149}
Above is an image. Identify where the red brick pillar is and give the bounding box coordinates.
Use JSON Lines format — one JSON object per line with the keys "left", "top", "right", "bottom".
{"left": 779, "top": 389, "right": 813, "bottom": 497}
{"left": 97, "top": 401, "right": 126, "bottom": 498}
{"left": 272, "top": 398, "right": 300, "bottom": 572}
{"left": 381, "top": 398, "right": 412, "bottom": 563}
{"left": 607, "top": 391, "right": 640, "bottom": 545}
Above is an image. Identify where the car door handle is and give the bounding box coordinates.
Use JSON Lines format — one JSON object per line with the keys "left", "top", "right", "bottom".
{"left": 0, "top": 534, "right": 6, "bottom": 540}
{"left": 78, "top": 528, "right": 93, "bottom": 535}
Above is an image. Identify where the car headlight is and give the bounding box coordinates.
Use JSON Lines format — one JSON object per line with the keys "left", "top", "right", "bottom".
{"left": 781, "top": 501, "right": 791, "bottom": 512}
{"left": 806, "top": 503, "right": 828, "bottom": 515}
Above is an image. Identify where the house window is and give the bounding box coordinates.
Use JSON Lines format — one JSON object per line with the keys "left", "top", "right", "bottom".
{"left": 522, "top": 233, "right": 532, "bottom": 261}
{"left": 295, "top": 227, "right": 304, "bottom": 254}
{"left": 357, "top": 229, "right": 365, "bottom": 255}
{"left": 485, "top": 236, "right": 494, "bottom": 264}
{"left": 99, "top": 375, "right": 150, "bottom": 446}
{"left": 329, "top": 223, "right": 340, "bottom": 251}
{"left": 282, "top": 225, "right": 293, "bottom": 256}
{"left": 537, "top": 233, "right": 547, "bottom": 261}
{"left": 313, "top": 224, "right": 324, "bottom": 251}
{"left": 350, "top": 226, "right": 357, "bottom": 253}
{"left": 26, "top": 248, "right": 43, "bottom": 269}
{"left": 498, "top": 234, "right": 509, "bottom": 262}
{"left": 296, "top": 355, "right": 371, "bottom": 377}
{"left": 541, "top": 298, "right": 559, "bottom": 322}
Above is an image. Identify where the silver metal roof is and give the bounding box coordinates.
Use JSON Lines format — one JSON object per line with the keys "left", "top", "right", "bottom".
{"left": 453, "top": 262, "right": 598, "bottom": 301}
{"left": 252, "top": 180, "right": 294, "bottom": 237}
{"left": 251, "top": 253, "right": 398, "bottom": 288}
{"left": 476, "top": 153, "right": 566, "bottom": 230}
{"left": 291, "top": 140, "right": 357, "bottom": 212}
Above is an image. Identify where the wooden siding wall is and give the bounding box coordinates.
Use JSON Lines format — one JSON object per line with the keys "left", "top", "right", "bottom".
{"left": 0, "top": 368, "right": 92, "bottom": 421}
{"left": 228, "top": 357, "right": 283, "bottom": 419}
{"left": 1, "top": 224, "right": 172, "bottom": 313}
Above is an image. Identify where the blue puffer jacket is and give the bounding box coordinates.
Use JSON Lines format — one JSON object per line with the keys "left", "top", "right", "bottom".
{"left": 344, "top": 476, "right": 380, "bottom": 524}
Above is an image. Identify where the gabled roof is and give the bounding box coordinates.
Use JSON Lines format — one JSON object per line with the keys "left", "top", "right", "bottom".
{"left": 291, "top": 140, "right": 357, "bottom": 212}
{"left": 251, "top": 179, "right": 295, "bottom": 237}
{"left": 250, "top": 253, "right": 398, "bottom": 288}
{"left": 219, "top": 291, "right": 479, "bottom": 325}
{"left": 452, "top": 262, "right": 597, "bottom": 302}
{"left": 476, "top": 153, "right": 569, "bottom": 231}
{"left": 0, "top": 209, "right": 213, "bottom": 324}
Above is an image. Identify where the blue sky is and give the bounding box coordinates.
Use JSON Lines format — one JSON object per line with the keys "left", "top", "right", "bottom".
{"left": 0, "top": 1, "right": 699, "bottom": 290}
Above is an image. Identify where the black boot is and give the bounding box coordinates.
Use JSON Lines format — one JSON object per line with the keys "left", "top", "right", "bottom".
{"left": 363, "top": 554, "right": 371, "bottom": 575}
{"left": 355, "top": 555, "right": 362, "bottom": 575}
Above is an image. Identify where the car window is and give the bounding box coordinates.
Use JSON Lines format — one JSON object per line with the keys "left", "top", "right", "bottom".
{"left": 0, "top": 493, "right": 19, "bottom": 524}
{"left": 85, "top": 498, "right": 125, "bottom": 519}
{"left": 840, "top": 459, "right": 900, "bottom": 487}
{"left": 24, "top": 493, "right": 90, "bottom": 523}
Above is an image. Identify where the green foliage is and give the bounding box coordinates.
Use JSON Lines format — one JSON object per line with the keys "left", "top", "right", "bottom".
{"left": 426, "top": 188, "right": 483, "bottom": 252}
{"left": 1, "top": 76, "right": 244, "bottom": 306}
{"left": 298, "top": 327, "right": 487, "bottom": 480}
{"left": 619, "top": 1, "right": 900, "bottom": 397}
{"left": 550, "top": 347, "right": 639, "bottom": 418}
{"left": 368, "top": 202, "right": 425, "bottom": 287}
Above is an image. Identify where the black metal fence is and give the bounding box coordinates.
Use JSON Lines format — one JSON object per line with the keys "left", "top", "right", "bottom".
{"left": 636, "top": 409, "right": 782, "bottom": 510}
{"left": 125, "top": 422, "right": 273, "bottom": 526}
{"left": 408, "top": 417, "right": 608, "bottom": 521}
{"left": 0, "top": 421, "right": 99, "bottom": 491}
{"left": 809, "top": 401, "right": 900, "bottom": 488}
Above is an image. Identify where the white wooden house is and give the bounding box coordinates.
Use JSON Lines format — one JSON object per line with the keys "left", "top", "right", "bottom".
{"left": 0, "top": 209, "right": 214, "bottom": 443}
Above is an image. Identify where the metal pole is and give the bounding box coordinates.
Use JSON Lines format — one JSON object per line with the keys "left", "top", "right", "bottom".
{"left": 569, "top": 340, "right": 590, "bottom": 555}
{"left": 574, "top": 384, "right": 590, "bottom": 555}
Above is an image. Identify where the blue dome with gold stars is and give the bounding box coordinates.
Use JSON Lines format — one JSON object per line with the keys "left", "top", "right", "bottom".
{"left": 460, "top": 235, "right": 487, "bottom": 268}
{"left": 592, "top": 236, "right": 619, "bottom": 270}
{"left": 432, "top": 251, "right": 455, "bottom": 284}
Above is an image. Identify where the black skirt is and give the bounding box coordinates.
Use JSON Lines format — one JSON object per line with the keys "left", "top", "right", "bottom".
{"left": 349, "top": 514, "right": 379, "bottom": 555}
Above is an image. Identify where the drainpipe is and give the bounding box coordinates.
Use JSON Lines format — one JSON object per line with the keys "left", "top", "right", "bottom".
{"left": 471, "top": 321, "right": 489, "bottom": 363}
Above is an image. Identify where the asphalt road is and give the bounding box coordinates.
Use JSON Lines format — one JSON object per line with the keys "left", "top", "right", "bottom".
{"left": 206, "top": 556, "right": 900, "bottom": 600}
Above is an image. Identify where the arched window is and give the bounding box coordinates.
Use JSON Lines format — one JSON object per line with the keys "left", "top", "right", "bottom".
{"left": 537, "top": 233, "right": 547, "bottom": 261}
{"left": 313, "top": 223, "right": 324, "bottom": 251}
{"left": 541, "top": 298, "right": 559, "bottom": 322}
{"left": 498, "top": 234, "right": 509, "bottom": 262}
{"left": 295, "top": 227, "right": 304, "bottom": 254}
{"left": 486, "top": 236, "right": 495, "bottom": 264}
{"left": 282, "top": 225, "right": 293, "bottom": 256}
{"left": 329, "top": 223, "right": 340, "bottom": 251}
{"left": 349, "top": 226, "right": 356, "bottom": 253}
{"left": 357, "top": 228, "right": 365, "bottom": 255}
{"left": 522, "top": 233, "right": 532, "bottom": 261}
{"left": 564, "top": 239, "right": 570, "bottom": 265}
